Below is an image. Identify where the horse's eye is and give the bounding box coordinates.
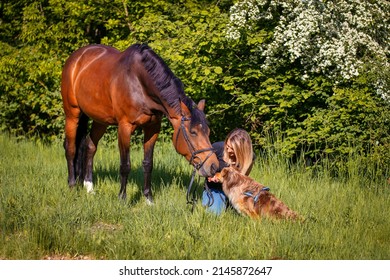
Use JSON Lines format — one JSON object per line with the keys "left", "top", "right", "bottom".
{"left": 190, "top": 129, "right": 197, "bottom": 136}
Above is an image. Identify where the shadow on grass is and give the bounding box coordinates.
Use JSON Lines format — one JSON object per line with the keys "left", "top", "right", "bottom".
{"left": 90, "top": 161, "right": 203, "bottom": 204}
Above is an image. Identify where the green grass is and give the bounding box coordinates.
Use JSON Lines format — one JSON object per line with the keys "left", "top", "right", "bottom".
{"left": 1, "top": 134, "right": 389, "bottom": 260}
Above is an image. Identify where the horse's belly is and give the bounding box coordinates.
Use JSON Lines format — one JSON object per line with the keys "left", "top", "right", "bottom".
{"left": 76, "top": 91, "right": 117, "bottom": 125}
{"left": 134, "top": 113, "right": 162, "bottom": 126}
{"left": 84, "top": 108, "right": 117, "bottom": 125}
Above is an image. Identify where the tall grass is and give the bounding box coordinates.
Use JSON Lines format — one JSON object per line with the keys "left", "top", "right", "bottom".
{"left": 0, "top": 134, "right": 389, "bottom": 260}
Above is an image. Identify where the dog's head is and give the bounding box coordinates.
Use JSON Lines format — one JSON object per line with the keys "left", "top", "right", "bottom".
{"left": 215, "top": 166, "right": 243, "bottom": 187}
{"left": 214, "top": 167, "right": 230, "bottom": 183}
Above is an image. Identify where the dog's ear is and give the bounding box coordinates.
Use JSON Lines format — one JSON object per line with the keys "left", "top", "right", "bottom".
{"left": 221, "top": 167, "right": 229, "bottom": 177}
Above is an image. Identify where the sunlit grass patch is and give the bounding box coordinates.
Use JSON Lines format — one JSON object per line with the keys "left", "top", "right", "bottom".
{"left": 1, "top": 134, "right": 389, "bottom": 260}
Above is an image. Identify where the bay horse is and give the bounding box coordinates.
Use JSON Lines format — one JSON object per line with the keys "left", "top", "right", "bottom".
{"left": 61, "top": 44, "right": 219, "bottom": 203}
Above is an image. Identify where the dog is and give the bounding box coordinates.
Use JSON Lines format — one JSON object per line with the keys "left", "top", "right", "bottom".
{"left": 214, "top": 167, "right": 300, "bottom": 220}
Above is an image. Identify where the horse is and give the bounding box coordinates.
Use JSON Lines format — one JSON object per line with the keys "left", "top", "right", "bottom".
{"left": 61, "top": 43, "right": 219, "bottom": 203}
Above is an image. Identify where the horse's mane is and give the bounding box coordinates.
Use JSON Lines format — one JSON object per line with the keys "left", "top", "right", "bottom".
{"left": 129, "top": 44, "right": 208, "bottom": 129}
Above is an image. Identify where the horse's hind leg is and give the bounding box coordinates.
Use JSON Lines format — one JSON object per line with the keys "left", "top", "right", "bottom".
{"left": 64, "top": 117, "right": 78, "bottom": 188}
{"left": 83, "top": 121, "right": 107, "bottom": 193}
{"left": 117, "top": 123, "right": 136, "bottom": 200}
{"left": 64, "top": 111, "right": 89, "bottom": 187}
{"left": 63, "top": 110, "right": 84, "bottom": 187}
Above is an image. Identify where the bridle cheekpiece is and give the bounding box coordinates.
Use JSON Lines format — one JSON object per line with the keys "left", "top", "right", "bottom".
{"left": 176, "top": 116, "right": 215, "bottom": 211}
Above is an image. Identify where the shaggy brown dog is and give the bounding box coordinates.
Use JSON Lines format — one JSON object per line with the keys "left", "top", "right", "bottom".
{"left": 215, "top": 167, "right": 300, "bottom": 220}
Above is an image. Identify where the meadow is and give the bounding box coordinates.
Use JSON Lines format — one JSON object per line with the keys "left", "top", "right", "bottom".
{"left": 0, "top": 134, "right": 389, "bottom": 260}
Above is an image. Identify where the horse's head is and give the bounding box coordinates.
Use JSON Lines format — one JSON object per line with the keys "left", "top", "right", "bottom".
{"left": 172, "top": 100, "right": 219, "bottom": 177}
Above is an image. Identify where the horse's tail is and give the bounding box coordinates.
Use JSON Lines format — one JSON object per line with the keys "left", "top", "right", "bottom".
{"left": 74, "top": 112, "right": 89, "bottom": 183}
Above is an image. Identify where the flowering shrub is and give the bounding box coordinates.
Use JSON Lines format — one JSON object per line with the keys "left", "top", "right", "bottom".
{"left": 226, "top": 0, "right": 389, "bottom": 100}
{"left": 1, "top": 0, "right": 389, "bottom": 168}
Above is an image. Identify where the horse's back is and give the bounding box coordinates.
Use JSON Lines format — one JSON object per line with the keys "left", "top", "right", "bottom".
{"left": 61, "top": 45, "right": 123, "bottom": 122}
{"left": 64, "top": 44, "right": 119, "bottom": 65}
{"left": 61, "top": 44, "right": 149, "bottom": 125}
{"left": 62, "top": 45, "right": 121, "bottom": 83}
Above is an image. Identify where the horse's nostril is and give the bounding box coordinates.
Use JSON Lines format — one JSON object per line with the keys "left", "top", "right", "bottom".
{"left": 210, "top": 163, "right": 217, "bottom": 176}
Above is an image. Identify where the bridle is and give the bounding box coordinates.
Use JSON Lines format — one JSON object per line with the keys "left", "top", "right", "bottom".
{"left": 175, "top": 116, "right": 215, "bottom": 211}
{"left": 176, "top": 116, "right": 215, "bottom": 170}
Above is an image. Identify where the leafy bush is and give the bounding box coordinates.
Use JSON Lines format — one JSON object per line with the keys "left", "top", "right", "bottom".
{"left": 0, "top": 43, "right": 64, "bottom": 140}
{"left": 0, "top": 0, "right": 389, "bottom": 172}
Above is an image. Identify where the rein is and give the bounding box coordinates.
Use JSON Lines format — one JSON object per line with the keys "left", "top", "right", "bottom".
{"left": 176, "top": 116, "right": 215, "bottom": 211}
{"left": 186, "top": 167, "right": 198, "bottom": 212}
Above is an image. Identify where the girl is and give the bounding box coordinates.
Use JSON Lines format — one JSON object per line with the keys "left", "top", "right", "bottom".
{"left": 202, "top": 128, "right": 254, "bottom": 215}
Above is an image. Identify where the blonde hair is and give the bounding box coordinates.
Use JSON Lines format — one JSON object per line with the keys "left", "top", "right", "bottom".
{"left": 223, "top": 128, "right": 254, "bottom": 176}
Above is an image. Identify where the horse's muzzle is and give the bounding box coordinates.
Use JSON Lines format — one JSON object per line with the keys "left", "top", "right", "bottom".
{"left": 198, "top": 162, "right": 218, "bottom": 177}
{"left": 209, "top": 162, "right": 217, "bottom": 176}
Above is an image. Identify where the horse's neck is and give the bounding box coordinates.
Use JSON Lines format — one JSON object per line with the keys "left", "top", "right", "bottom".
{"left": 141, "top": 80, "right": 184, "bottom": 121}
{"left": 160, "top": 95, "right": 188, "bottom": 124}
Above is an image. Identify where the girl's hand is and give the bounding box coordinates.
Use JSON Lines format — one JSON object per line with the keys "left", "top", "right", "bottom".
{"left": 208, "top": 175, "right": 220, "bottom": 183}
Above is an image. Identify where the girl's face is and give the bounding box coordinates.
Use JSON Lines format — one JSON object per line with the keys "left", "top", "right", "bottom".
{"left": 225, "top": 140, "right": 236, "bottom": 163}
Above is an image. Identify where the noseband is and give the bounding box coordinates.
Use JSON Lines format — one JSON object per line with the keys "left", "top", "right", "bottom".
{"left": 175, "top": 116, "right": 215, "bottom": 211}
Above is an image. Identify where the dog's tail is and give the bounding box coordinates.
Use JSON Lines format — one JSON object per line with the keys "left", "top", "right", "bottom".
{"left": 280, "top": 205, "right": 305, "bottom": 222}
{"left": 281, "top": 207, "right": 301, "bottom": 220}
{"left": 265, "top": 195, "right": 302, "bottom": 221}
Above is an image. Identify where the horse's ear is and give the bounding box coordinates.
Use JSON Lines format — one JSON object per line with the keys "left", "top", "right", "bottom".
{"left": 197, "top": 99, "right": 206, "bottom": 111}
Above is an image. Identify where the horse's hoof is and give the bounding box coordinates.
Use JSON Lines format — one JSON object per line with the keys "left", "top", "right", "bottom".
{"left": 68, "top": 180, "right": 76, "bottom": 189}
{"left": 145, "top": 196, "right": 154, "bottom": 206}
{"left": 118, "top": 192, "right": 127, "bottom": 200}
{"left": 84, "top": 181, "right": 95, "bottom": 194}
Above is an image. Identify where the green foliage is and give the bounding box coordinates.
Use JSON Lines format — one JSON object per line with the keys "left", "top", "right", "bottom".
{"left": 223, "top": 0, "right": 390, "bottom": 166}
{"left": 0, "top": 42, "right": 64, "bottom": 140}
{"left": 300, "top": 84, "right": 390, "bottom": 172}
{"left": 0, "top": 0, "right": 389, "bottom": 169}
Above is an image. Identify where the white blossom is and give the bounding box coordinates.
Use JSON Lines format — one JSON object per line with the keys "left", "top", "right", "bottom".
{"left": 226, "top": 0, "right": 390, "bottom": 100}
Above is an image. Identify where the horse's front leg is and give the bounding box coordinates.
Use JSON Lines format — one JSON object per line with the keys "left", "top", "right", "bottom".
{"left": 143, "top": 122, "right": 161, "bottom": 204}
{"left": 83, "top": 121, "right": 107, "bottom": 194}
{"left": 117, "top": 123, "right": 135, "bottom": 200}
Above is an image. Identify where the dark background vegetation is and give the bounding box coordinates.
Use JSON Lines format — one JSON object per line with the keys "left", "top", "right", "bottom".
{"left": 1, "top": 0, "right": 389, "bottom": 173}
